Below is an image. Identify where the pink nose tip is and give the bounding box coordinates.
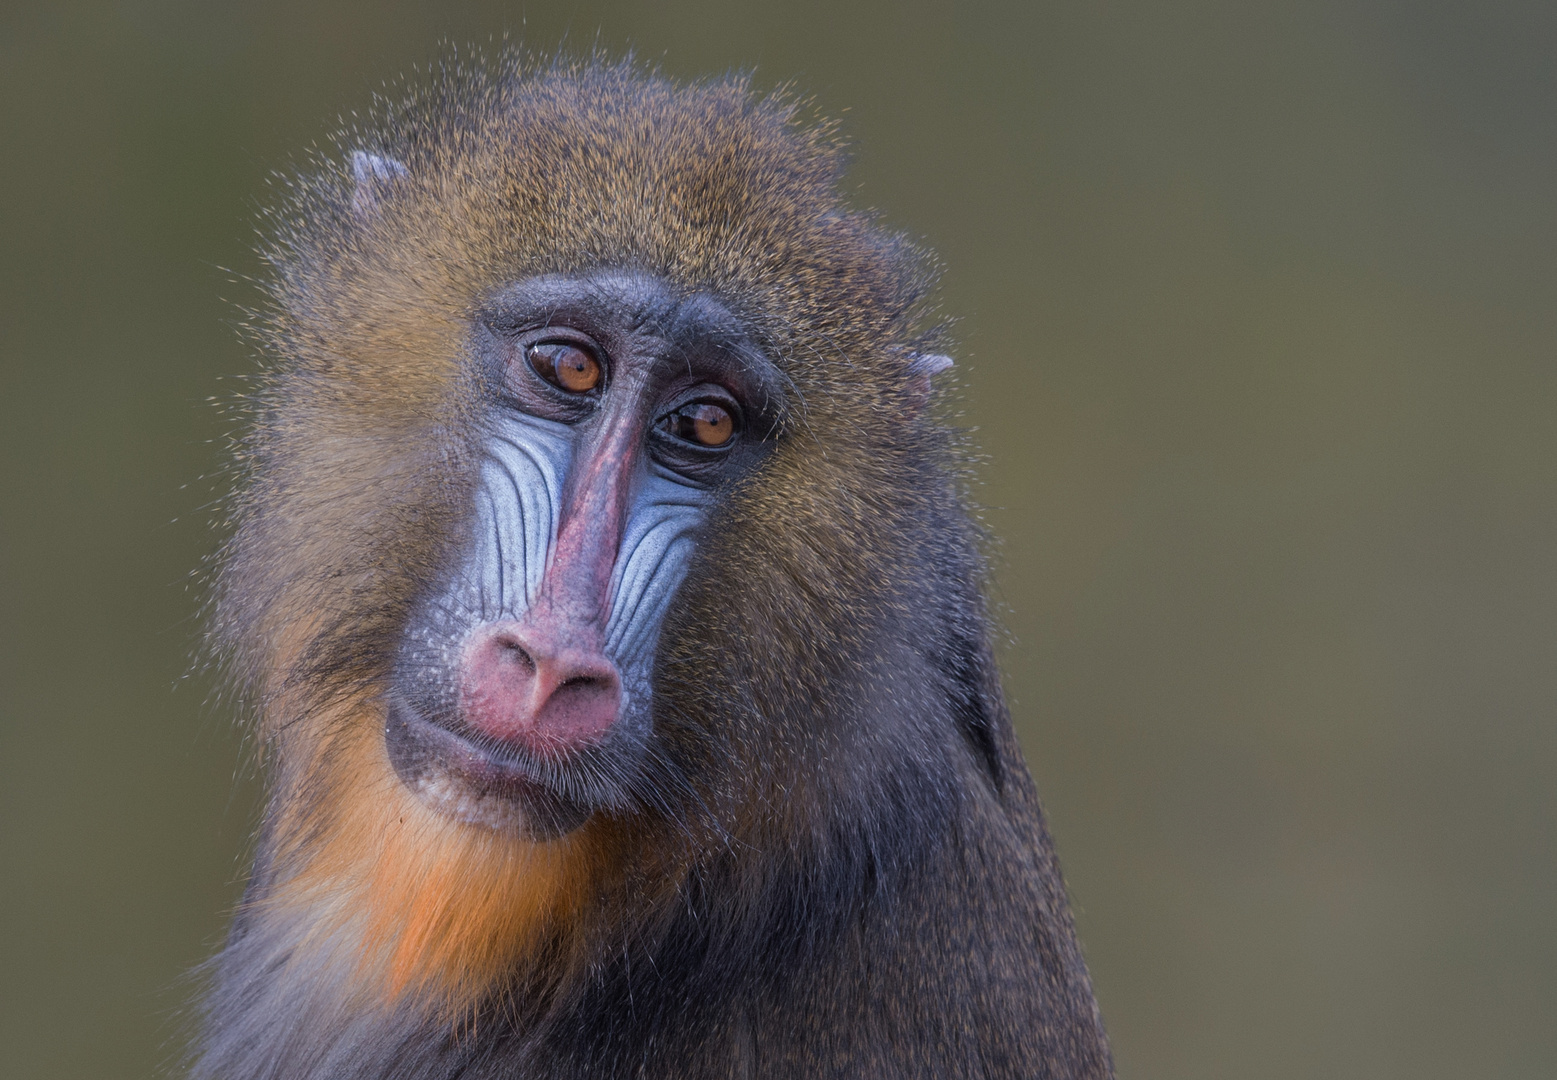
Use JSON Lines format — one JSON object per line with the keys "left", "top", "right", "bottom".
{"left": 458, "top": 622, "right": 622, "bottom": 753}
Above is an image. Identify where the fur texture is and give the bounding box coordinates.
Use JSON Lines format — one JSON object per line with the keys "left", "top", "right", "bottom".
{"left": 198, "top": 52, "right": 1112, "bottom": 1079}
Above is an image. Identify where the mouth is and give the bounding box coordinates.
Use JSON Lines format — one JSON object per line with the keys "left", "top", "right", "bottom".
{"left": 384, "top": 694, "right": 601, "bottom": 838}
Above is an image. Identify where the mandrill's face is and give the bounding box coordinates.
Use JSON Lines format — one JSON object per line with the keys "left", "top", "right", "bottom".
{"left": 386, "top": 271, "right": 784, "bottom": 838}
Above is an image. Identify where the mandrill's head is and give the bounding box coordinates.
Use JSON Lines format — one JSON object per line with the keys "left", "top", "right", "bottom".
{"left": 209, "top": 56, "right": 961, "bottom": 1024}
{"left": 385, "top": 267, "right": 791, "bottom": 839}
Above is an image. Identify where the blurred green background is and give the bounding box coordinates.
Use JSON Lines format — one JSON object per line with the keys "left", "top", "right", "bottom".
{"left": 3, "top": 1, "right": 1555, "bottom": 1077}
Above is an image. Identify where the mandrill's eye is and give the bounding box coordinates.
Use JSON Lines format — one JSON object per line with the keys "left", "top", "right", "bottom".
{"left": 527, "top": 341, "right": 602, "bottom": 394}
{"left": 660, "top": 401, "right": 736, "bottom": 448}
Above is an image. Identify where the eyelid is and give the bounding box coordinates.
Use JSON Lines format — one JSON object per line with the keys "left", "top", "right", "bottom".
{"left": 664, "top": 380, "right": 741, "bottom": 410}
{"left": 661, "top": 390, "right": 740, "bottom": 423}
{"left": 526, "top": 329, "right": 603, "bottom": 358}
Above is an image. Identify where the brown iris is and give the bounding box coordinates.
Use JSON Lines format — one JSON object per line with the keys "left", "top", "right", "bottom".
{"left": 663, "top": 402, "right": 735, "bottom": 447}
{"left": 527, "top": 342, "right": 601, "bottom": 393}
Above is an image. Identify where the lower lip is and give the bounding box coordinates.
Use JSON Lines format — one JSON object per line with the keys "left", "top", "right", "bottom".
{"left": 384, "top": 696, "right": 593, "bottom": 837}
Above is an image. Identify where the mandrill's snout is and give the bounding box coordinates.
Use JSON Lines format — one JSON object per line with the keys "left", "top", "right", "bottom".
{"left": 458, "top": 621, "right": 622, "bottom": 753}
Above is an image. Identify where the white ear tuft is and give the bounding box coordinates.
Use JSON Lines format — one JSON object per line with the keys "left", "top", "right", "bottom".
{"left": 904, "top": 352, "right": 955, "bottom": 413}
{"left": 908, "top": 353, "right": 955, "bottom": 379}
{"left": 349, "top": 151, "right": 409, "bottom": 215}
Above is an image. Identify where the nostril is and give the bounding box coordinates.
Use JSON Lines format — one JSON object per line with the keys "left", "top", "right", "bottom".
{"left": 495, "top": 636, "right": 536, "bottom": 674}
{"left": 458, "top": 621, "right": 622, "bottom": 750}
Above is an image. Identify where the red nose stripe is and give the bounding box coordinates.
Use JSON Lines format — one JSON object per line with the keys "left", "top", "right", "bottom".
{"left": 460, "top": 396, "right": 644, "bottom": 753}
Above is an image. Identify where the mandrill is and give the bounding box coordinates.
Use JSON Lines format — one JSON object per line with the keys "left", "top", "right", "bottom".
{"left": 195, "top": 55, "right": 1113, "bottom": 1080}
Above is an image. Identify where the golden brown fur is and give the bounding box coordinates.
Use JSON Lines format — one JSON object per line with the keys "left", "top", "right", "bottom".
{"left": 197, "top": 51, "right": 1111, "bottom": 1080}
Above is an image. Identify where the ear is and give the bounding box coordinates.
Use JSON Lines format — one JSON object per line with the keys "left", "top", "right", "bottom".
{"left": 906, "top": 352, "right": 954, "bottom": 410}
{"left": 349, "top": 150, "right": 409, "bottom": 216}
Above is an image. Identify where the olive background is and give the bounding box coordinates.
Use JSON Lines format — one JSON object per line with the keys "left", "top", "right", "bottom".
{"left": 3, "top": 2, "right": 1555, "bottom": 1077}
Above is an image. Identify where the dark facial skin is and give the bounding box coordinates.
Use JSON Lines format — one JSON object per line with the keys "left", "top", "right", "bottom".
{"left": 386, "top": 272, "right": 784, "bottom": 838}
{"left": 486, "top": 273, "right": 782, "bottom": 480}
